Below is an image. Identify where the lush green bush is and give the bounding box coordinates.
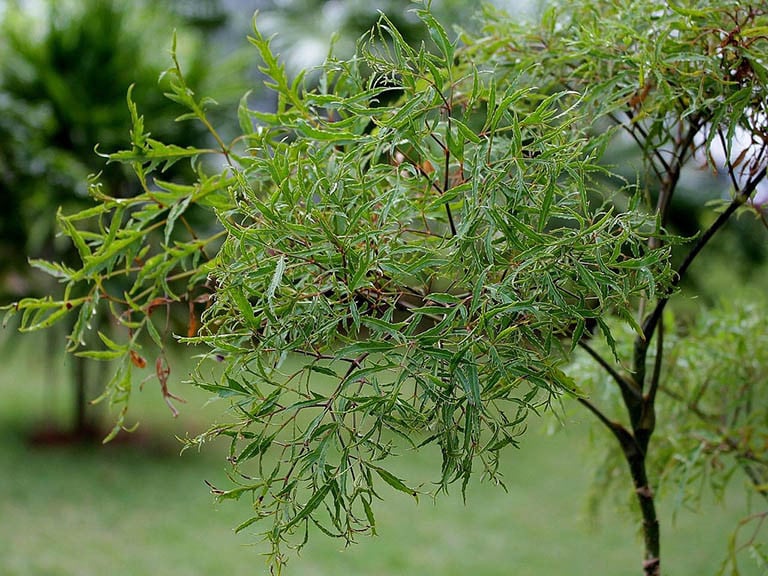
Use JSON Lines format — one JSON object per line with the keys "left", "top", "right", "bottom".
{"left": 4, "top": 1, "right": 768, "bottom": 574}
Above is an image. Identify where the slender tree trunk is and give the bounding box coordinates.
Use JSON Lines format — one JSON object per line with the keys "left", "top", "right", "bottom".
{"left": 73, "top": 354, "right": 89, "bottom": 438}
{"left": 625, "top": 450, "right": 660, "bottom": 575}
{"left": 580, "top": 398, "right": 661, "bottom": 575}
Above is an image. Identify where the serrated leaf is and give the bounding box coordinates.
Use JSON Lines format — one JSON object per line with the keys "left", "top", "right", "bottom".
{"left": 456, "top": 362, "right": 481, "bottom": 406}
{"left": 28, "top": 259, "right": 75, "bottom": 281}
{"left": 267, "top": 255, "right": 286, "bottom": 302}
{"left": 309, "top": 364, "right": 339, "bottom": 378}
{"left": 337, "top": 340, "right": 397, "bottom": 357}
{"left": 57, "top": 208, "right": 92, "bottom": 262}
{"left": 238, "top": 433, "right": 276, "bottom": 462}
{"left": 453, "top": 117, "right": 481, "bottom": 144}
{"left": 165, "top": 195, "right": 192, "bottom": 245}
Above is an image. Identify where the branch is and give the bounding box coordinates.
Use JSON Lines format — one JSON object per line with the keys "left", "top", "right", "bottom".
{"left": 608, "top": 110, "right": 669, "bottom": 180}
{"left": 637, "top": 315, "right": 663, "bottom": 454}
{"left": 717, "top": 128, "right": 742, "bottom": 192}
{"left": 577, "top": 398, "right": 660, "bottom": 574}
{"left": 738, "top": 462, "right": 768, "bottom": 504}
{"left": 576, "top": 396, "right": 623, "bottom": 437}
{"left": 646, "top": 313, "right": 663, "bottom": 410}
{"left": 632, "top": 121, "right": 702, "bottom": 389}
{"left": 428, "top": 131, "right": 458, "bottom": 237}
{"left": 579, "top": 340, "right": 641, "bottom": 403}
{"left": 643, "top": 165, "right": 768, "bottom": 341}
{"left": 654, "top": 121, "right": 702, "bottom": 231}
{"left": 658, "top": 382, "right": 716, "bottom": 423}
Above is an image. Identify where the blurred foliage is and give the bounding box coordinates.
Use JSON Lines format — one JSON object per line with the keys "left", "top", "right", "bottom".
{"left": 0, "top": 0, "right": 238, "bottom": 296}
{"left": 254, "top": 0, "right": 487, "bottom": 73}
{"left": 570, "top": 299, "right": 768, "bottom": 574}
{"left": 0, "top": 0, "right": 247, "bottom": 436}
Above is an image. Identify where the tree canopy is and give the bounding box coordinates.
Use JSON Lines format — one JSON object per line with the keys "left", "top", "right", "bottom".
{"left": 4, "top": 1, "right": 768, "bottom": 574}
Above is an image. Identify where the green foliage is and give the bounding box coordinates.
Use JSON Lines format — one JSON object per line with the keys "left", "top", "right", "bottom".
{"left": 661, "top": 303, "right": 768, "bottom": 503}
{"left": 471, "top": 2, "right": 768, "bottom": 573}
{"left": 4, "top": 1, "right": 768, "bottom": 574}
{"left": 194, "top": 15, "right": 671, "bottom": 565}
{"left": 0, "top": 0, "right": 219, "bottom": 289}
{"left": 571, "top": 300, "right": 768, "bottom": 574}
{"left": 253, "top": 0, "right": 479, "bottom": 73}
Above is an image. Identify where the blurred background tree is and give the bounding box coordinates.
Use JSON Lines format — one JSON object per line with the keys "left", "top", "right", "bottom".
{"left": 0, "top": 0, "right": 239, "bottom": 439}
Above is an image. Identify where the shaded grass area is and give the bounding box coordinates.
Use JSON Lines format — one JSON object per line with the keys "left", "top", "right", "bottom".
{"left": 0, "top": 332, "right": 763, "bottom": 575}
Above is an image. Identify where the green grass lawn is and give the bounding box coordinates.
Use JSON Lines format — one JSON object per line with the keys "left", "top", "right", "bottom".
{"left": 0, "top": 331, "right": 763, "bottom": 575}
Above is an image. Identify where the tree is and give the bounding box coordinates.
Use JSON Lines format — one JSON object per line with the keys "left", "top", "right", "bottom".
{"left": 3, "top": 1, "right": 767, "bottom": 574}
{"left": 0, "top": 0, "right": 236, "bottom": 438}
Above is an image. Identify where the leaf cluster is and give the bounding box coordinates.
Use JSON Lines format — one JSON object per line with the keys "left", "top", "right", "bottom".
{"left": 484, "top": 2, "right": 768, "bottom": 571}
{"left": 2, "top": 3, "right": 705, "bottom": 572}
{"left": 187, "top": 9, "right": 670, "bottom": 568}
{"left": 474, "top": 1, "right": 768, "bottom": 183}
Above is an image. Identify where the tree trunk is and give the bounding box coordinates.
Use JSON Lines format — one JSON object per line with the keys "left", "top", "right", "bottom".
{"left": 73, "top": 354, "right": 90, "bottom": 438}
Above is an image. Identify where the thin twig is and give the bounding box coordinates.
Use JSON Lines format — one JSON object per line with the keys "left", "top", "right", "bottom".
{"left": 658, "top": 383, "right": 717, "bottom": 423}
{"left": 608, "top": 110, "right": 669, "bottom": 179}
{"left": 717, "top": 128, "right": 741, "bottom": 192}
{"left": 646, "top": 313, "right": 663, "bottom": 409}
{"left": 643, "top": 165, "right": 767, "bottom": 341}
{"left": 655, "top": 121, "right": 702, "bottom": 228}
{"left": 579, "top": 340, "right": 641, "bottom": 401}
{"left": 576, "top": 396, "right": 620, "bottom": 435}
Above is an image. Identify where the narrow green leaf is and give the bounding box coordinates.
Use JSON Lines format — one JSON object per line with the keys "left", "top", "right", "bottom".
{"left": 165, "top": 195, "right": 192, "bottom": 245}
{"left": 417, "top": 8, "right": 455, "bottom": 64}
{"left": 75, "top": 349, "right": 124, "bottom": 360}
{"left": 308, "top": 365, "right": 339, "bottom": 378}
{"left": 251, "top": 389, "right": 282, "bottom": 419}
{"left": 457, "top": 362, "right": 482, "bottom": 406}
{"left": 361, "top": 495, "right": 377, "bottom": 535}
{"left": 284, "top": 481, "right": 334, "bottom": 530}
{"left": 57, "top": 209, "right": 92, "bottom": 262}
{"left": 453, "top": 117, "right": 481, "bottom": 144}
{"left": 238, "top": 90, "right": 254, "bottom": 134}
{"left": 337, "top": 340, "right": 397, "bottom": 357}
{"left": 229, "top": 286, "right": 259, "bottom": 330}
{"left": 267, "top": 255, "right": 286, "bottom": 302}
{"left": 370, "top": 465, "right": 418, "bottom": 501}
{"left": 28, "top": 259, "right": 75, "bottom": 281}
{"left": 238, "top": 433, "right": 276, "bottom": 462}
{"left": 234, "top": 515, "right": 260, "bottom": 534}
